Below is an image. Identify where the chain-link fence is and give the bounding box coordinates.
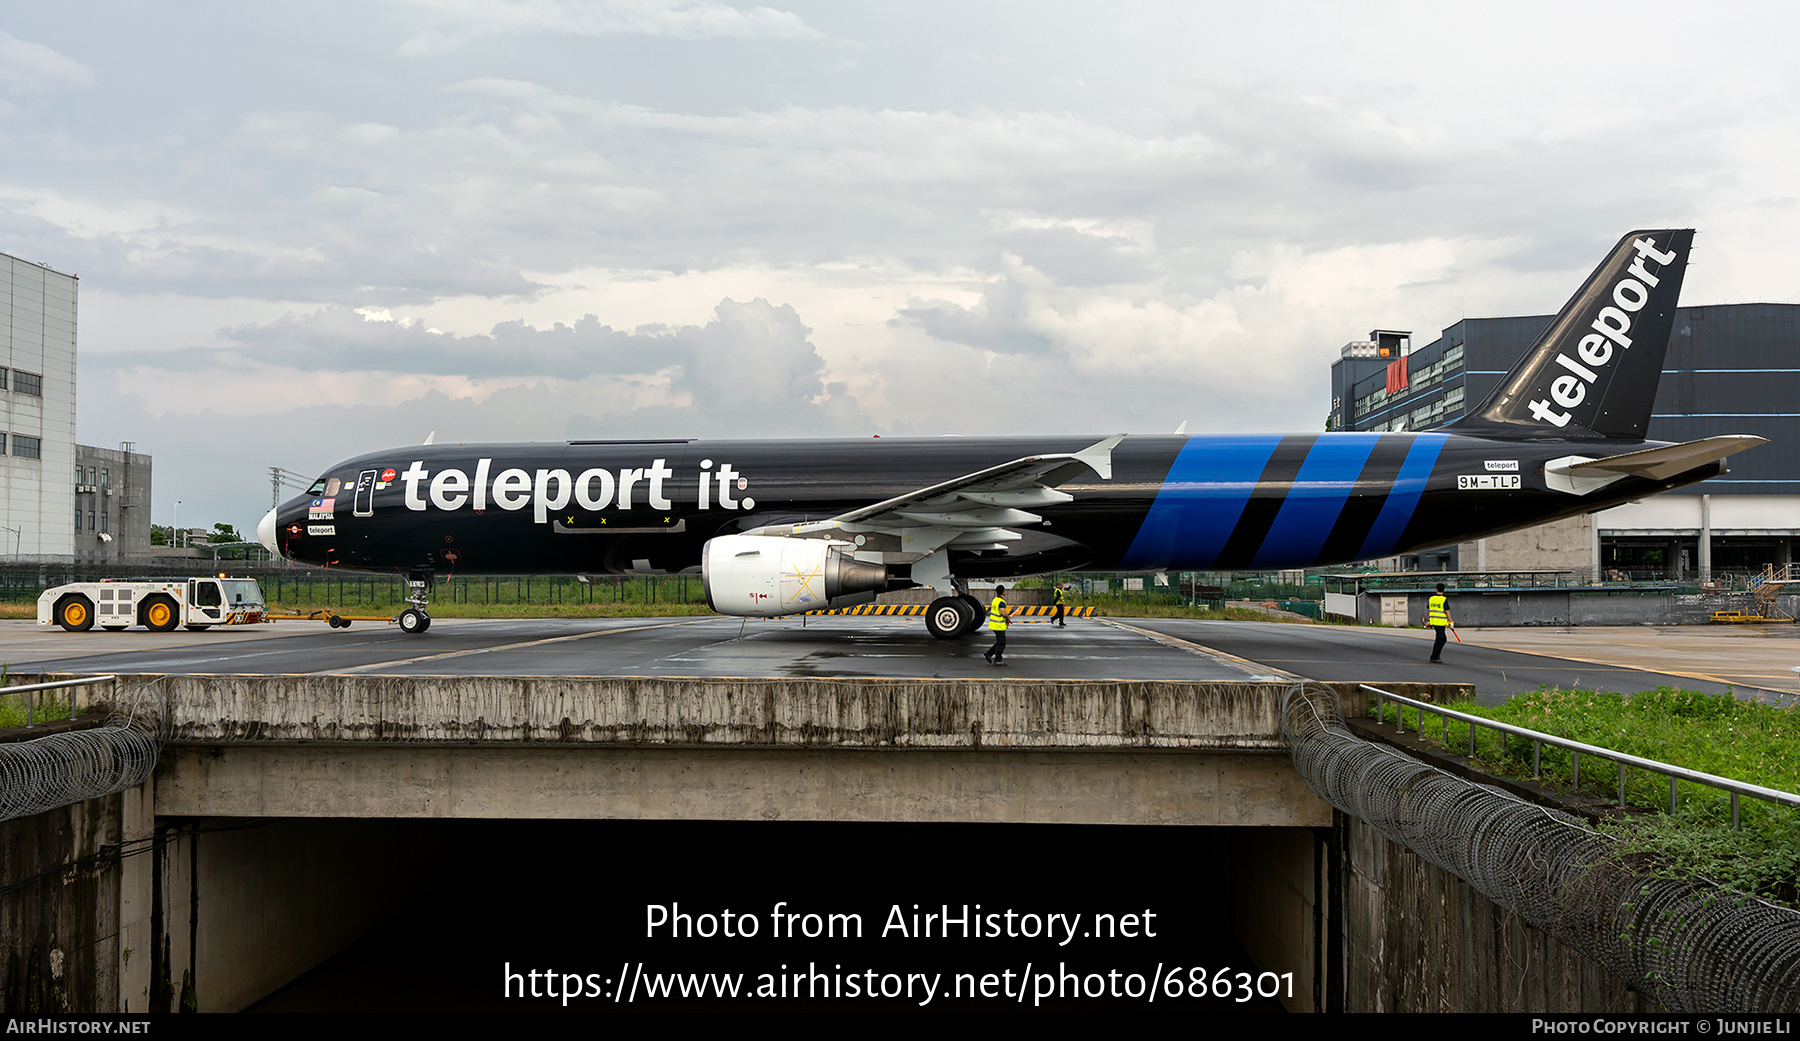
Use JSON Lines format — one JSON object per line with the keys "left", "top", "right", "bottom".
{"left": 1280, "top": 681, "right": 1800, "bottom": 1012}
{"left": 0, "top": 680, "right": 163, "bottom": 824}
{"left": 260, "top": 573, "right": 709, "bottom": 610}
{"left": 0, "top": 563, "right": 711, "bottom": 610}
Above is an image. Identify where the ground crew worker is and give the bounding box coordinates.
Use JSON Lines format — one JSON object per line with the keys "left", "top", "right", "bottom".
{"left": 1052, "top": 584, "right": 1067, "bottom": 628}
{"left": 984, "top": 585, "right": 1012, "bottom": 665}
{"left": 1427, "top": 583, "right": 1453, "bottom": 663}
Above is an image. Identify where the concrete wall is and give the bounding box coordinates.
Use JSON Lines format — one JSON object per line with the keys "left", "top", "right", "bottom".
{"left": 1340, "top": 811, "right": 1651, "bottom": 1012}
{"left": 0, "top": 793, "right": 123, "bottom": 1012}
{"left": 156, "top": 745, "right": 1331, "bottom": 827}
{"left": 143, "top": 674, "right": 1294, "bottom": 751}
{"left": 152, "top": 818, "right": 437, "bottom": 1012}
{"left": 1457, "top": 514, "right": 1595, "bottom": 576}
{"left": 3, "top": 780, "right": 439, "bottom": 1013}
{"left": 1226, "top": 826, "right": 1325, "bottom": 1013}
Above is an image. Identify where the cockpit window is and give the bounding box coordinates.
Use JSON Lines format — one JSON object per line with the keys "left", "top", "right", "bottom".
{"left": 325, "top": 477, "right": 342, "bottom": 497}
{"left": 307, "top": 478, "right": 328, "bottom": 494}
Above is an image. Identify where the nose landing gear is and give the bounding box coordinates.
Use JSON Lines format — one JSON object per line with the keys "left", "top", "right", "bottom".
{"left": 396, "top": 571, "right": 433, "bottom": 634}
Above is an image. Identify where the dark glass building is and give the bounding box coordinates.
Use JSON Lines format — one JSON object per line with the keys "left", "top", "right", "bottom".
{"left": 1328, "top": 304, "right": 1800, "bottom": 578}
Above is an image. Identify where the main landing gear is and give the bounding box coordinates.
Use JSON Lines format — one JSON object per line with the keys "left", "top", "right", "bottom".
{"left": 925, "top": 580, "right": 986, "bottom": 640}
{"left": 397, "top": 571, "right": 433, "bottom": 634}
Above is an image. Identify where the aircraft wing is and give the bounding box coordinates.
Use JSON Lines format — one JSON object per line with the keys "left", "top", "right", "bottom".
{"left": 745, "top": 434, "right": 1125, "bottom": 558}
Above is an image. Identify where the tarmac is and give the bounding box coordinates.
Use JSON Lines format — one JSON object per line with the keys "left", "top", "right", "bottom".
{"left": 3, "top": 613, "right": 1797, "bottom": 705}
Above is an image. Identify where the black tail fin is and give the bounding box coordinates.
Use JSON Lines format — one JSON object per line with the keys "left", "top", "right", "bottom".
{"left": 1454, "top": 229, "right": 1693, "bottom": 440}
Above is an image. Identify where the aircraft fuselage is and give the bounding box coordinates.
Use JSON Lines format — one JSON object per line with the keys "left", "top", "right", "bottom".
{"left": 268, "top": 431, "right": 1714, "bottom": 579}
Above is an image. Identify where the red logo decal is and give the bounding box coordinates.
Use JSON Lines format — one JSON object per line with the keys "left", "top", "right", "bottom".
{"left": 380, "top": 468, "right": 397, "bottom": 482}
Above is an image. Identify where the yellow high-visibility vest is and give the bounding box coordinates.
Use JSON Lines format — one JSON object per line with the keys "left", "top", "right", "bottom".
{"left": 988, "top": 596, "right": 1009, "bottom": 630}
{"left": 1054, "top": 587, "right": 1066, "bottom": 606}
{"left": 1427, "top": 594, "right": 1450, "bottom": 626}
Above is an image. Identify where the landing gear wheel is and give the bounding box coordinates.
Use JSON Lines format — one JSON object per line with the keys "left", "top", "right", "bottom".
{"left": 55, "top": 595, "right": 95, "bottom": 632}
{"left": 958, "top": 594, "right": 985, "bottom": 636}
{"left": 141, "top": 596, "right": 179, "bottom": 632}
{"left": 397, "top": 608, "right": 428, "bottom": 635}
{"left": 926, "top": 597, "right": 973, "bottom": 640}
{"left": 417, "top": 611, "right": 431, "bottom": 632}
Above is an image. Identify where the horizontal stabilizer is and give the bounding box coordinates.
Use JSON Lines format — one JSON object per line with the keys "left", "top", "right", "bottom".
{"left": 1563, "top": 434, "right": 1766, "bottom": 480}
{"left": 1543, "top": 435, "right": 1764, "bottom": 495}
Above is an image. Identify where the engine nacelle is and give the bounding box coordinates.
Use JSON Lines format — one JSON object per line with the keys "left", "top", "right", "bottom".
{"left": 702, "top": 535, "right": 890, "bottom": 617}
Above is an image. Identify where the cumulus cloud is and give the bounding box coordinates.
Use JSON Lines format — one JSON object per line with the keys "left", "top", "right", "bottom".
{"left": 89, "top": 296, "right": 871, "bottom": 432}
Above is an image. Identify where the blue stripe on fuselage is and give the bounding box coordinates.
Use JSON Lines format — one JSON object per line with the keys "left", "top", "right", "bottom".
{"left": 1248, "top": 434, "right": 1381, "bottom": 567}
{"left": 1120, "top": 435, "right": 1280, "bottom": 570}
{"left": 1356, "top": 433, "right": 1448, "bottom": 559}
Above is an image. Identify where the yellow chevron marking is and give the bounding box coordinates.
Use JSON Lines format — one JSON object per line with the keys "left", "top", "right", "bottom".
{"left": 797, "top": 603, "right": 1099, "bottom": 618}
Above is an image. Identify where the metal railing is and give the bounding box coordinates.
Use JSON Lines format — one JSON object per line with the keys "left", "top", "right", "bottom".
{"left": 2, "top": 675, "right": 118, "bottom": 728}
{"left": 1361, "top": 683, "right": 1800, "bottom": 829}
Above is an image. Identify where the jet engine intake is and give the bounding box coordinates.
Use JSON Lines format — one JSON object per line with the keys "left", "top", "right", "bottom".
{"left": 702, "top": 534, "right": 890, "bottom": 616}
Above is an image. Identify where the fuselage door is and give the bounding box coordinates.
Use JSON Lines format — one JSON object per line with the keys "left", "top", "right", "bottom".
{"left": 353, "top": 469, "right": 378, "bottom": 518}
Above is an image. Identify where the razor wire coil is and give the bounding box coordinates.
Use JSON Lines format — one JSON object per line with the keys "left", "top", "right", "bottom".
{"left": 1281, "top": 681, "right": 1800, "bottom": 1012}
{"left": 0, "top": 680, "right": 164, "bottom": 824}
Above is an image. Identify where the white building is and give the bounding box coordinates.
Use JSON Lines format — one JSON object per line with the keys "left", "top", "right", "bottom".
{"left": 1, "top": 251, "right": 78, "bottom": 561}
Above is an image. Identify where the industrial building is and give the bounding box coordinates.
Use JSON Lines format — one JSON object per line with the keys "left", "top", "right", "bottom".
{"left": 0, "top": 251, "right": 78, "bottom": 561}
{"left": 73, "top": 442, "right": 154, "bottom": 562}
{"left": 2, "top": 249, "right": 161, "bottom": 565}
{"left": 1329, "top": 304, "right": 1800, "bottom": 579}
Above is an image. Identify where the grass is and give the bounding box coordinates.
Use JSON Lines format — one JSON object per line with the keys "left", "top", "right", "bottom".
{"left": 0, "top": 662, "right": 90, "bottom": 729}
{"left": 1374, "top": 686, "right": 1800, "bottom": 907}
{"left": 0, "top": 694, "right": 77, "bottom": 729}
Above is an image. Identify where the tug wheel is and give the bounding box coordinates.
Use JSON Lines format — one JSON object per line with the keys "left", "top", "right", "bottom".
{"left": 141, "top": 596, "right": 179, "bottom": 632}
{"left": 56, "top": 595, "right": 95, "bottom": 632}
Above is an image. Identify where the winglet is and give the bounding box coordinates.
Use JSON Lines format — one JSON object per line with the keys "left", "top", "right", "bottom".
{"left": 1072, "top": 434, "right": 1125, "bottom": 480}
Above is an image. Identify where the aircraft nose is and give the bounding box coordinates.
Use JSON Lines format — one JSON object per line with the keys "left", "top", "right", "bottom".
{"left": 257, "top": 507, "right": 281, "bottom": 558}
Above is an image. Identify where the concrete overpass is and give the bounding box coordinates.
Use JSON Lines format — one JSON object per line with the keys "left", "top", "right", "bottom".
{"left": 153, "top": 674, "right": 1334, "bottom": 826}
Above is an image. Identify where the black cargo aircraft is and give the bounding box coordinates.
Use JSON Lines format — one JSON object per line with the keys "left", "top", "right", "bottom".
{"left": 259, "top": 229, "right": 1761, "bottom": 636}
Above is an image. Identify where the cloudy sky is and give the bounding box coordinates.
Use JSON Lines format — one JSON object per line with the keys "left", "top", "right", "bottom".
{"left": 5, "top": 1, "right": 1800, "bottom": 529}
